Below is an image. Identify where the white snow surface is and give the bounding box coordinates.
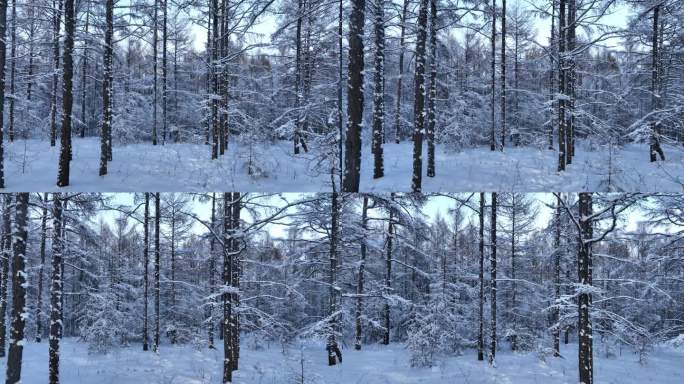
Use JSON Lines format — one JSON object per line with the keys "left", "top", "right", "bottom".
{"left": 3, "top": 138, "right": 683, "bottom": 191}
{"left": 1, "top": 338, "right": 682, "bottom": 383}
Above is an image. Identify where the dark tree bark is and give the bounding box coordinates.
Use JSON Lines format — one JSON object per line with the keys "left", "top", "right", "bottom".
{"left": 0, "top": 194, "right": 11, "bottom": 356}
{"left": 649, "top": 5, "right": 665, "bottom": 162}
{"left": 411, "top": 0, "right": 429, "bottom": 192}
{"left": 489, "top": 192, "right": 497, "bottom": 365}
{"left": 355, "top": 196, "right": 369, "bottom": 350}
{"left": 154, "top": 193, "right": 161, "bottom": 352}
{"left": 372, "top": 0, "right": 385, "bottom": 179}
{"left": 553, "top": 194, "right": 561, "bottom": 357}
{"left": 153, "top": 0, "right": 159, "bottom": 145}
{"left": 548, "top": 0, "right": 556, "bottom": 150}
{"left": 0, "top": 0, "right": 8, "bottom": 188}
{"left": 100, "top": 0, "right": 114, "bottom": 176}
{"left": 210, "top": 0, "right": 218, "bottom": 158}
{"left": 578, "top": 192, "right": 593, "bottom": 384}
{"left": 426, "top": 0, "right": 437, "bottom": 177}
{"left": 5, "top": 193, "right": 29, "bottom": 384}
{"left": 557, "top": 0, "right": 566, "bottom": 171}
{"left": 36, "top": 193, "right": 49, "bottom": 343}
{"left": 49, "top": 193, "right": 64, "bottom": 384}
{"left": 478, "top": 192, "right": 485, "bottom": 361}
{"left": 57, "top": 0, "right": 75, "bottom": 187}
{"left": 490, "top": 0, "right": 496, "bottom": 151}
{"left": 500, "top": 0, "right": 507, "bottom": 149}
{"left": 49, "top": 0, "right": 63, "bottom": 148}
{"left": 394, "top": 0, "right": 409, "bottom": 143}
{"left": 343, "top": 0, "right": 366, "bottom": 192}
{"left": 222, "top": 192, "right": 241, "bottom": 381}
{"left": 383, "top": 196, "right": 394, "bottom": 345}
{"left": 162, "top": 0, "right": 168, "bottom": 144}
{"left": 566, "top": 0, "right": 575, "bottom": 164}
{"left": 7, "top": 0, "right": 15, "bottom": 143}
{"left": 80, "top": 4, "right": 90, "bottom": 138}
{"left": 327, "top": 191, "right": 342, "bottom": 365}
{"left": 336, "top": 0, "right": 344, "bottom": 185}
{"left": 143, "top": 193, "right": 150, "bottom": 351}
{"left": 208, "top": 193, "right": 216, "bottom": 348}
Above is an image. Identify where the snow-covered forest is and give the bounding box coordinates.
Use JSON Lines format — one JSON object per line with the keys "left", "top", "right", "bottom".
{"left": 0, "top": 192, "right": 683, "bottom": 383}
{"left": 0, "top": 0, "right": 682, "bottom": 191}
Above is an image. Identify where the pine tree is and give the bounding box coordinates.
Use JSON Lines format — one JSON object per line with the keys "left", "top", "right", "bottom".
{"left": 500, "top": 0, "right": 507, "bottom": 149}
{"left": 49, "top": 193, "right": 64, "bottom": 384}
{"left": 553, "top": 194, "right": 561, "bottom": 357}
{"left": 343, "top": 0, "right": 366, "bottom": 192}
{"left": 208, "top": 193, "right": 216, "bottom": 348}
{"left": 153, "top": 0, "right": 159, "bottom": 146}
{"left": 478, "top": 192, "right": 485, "bottom": 361}
{"left": 143, "top": 193, "right": 150, "bottom": 351}
{"left": 0, "top": 194, "right": 11, "bottom": 356}
{"left": 490, "top": 0, "right": 497, "bottom": 151}
{"left": 154, "top": 192, "right": 161, "bottom": 352}
{"left": 354, "top": 196, "right": 369, "bottom": 350}
{"left": 5, "top": 193, "right": 29, "bottom": 384}
{"left": 489, "top": 192, "right": 497, "bottom": 365}
{"left": 7, "top": 0, "right": 16, "bottom": 143}
{"left": 394, "top": 0, "right": 409, "bottom": 143}
{"left": 577, "top": 192, "right": 593, "bottom": 384}
{"left": 426, "top": 0, "right": 437, "bottom": 177}
{"left": 56, "top": 0, "right": 75, "bottom": 187}
{"left": 371, "top": 0, "right": 385, "bottom": 179}
{"left": 0, "top": 0, "right": 7, "bottom": 188}
{"left": 649, "top": 4, "right": 665, "bottom": 162}
{"left": 327, "top": 191, "right": 342, "bottom": 365}
{"left": 36, "top": 193, "right": 49, "bottom": 343}
{"left": 49, "top": 0, "right": 63, "bottom": 148}
{"left": 100, "top": 0, "right": 114, "bottom": 176}
{"left": 411, "top": 0, "right": 429, "bottom": 192}
{"left": 383, "top": 195, "right": 395, "bottom": 344}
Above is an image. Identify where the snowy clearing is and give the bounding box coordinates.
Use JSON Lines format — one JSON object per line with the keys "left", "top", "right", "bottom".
{"left": 2, "top": 339, "right": 682, "bottom": 384}
{"left": 4, "top": 139, "right": 683, "bottom": 192}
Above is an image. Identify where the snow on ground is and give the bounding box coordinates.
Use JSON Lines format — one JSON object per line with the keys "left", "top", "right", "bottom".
{"left": 3, "top": 138, "right": 332, "bottom": 192}
{"left": 3, "top": 138, "right": 683, "bottom": 192}
{"left": 361, "top": 141, "right": 684, "bottom": 192}
{"left": 2, "top": 338, "right": 682, "bottom": 383}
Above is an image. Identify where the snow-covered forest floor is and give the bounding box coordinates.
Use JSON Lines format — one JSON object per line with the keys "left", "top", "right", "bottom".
{"left": 3, "top": 338, "right": 682, "bottom": 384}
{"left": 4, "top": 138, "right": 683, "bottom": 192}
{"left": 361, "top": 141, "right": 684, "bottom": 192}
{"left": 3, "top": 138, "right": 332, "bottom": 192}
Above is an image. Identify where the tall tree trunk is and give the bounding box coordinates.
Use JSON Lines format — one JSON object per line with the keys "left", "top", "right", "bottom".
{"left": 0, "top": 0, "right": 8, "bottom": 188}
{"left": 162, "top": 0, "right": 168, "bottom": 145}
{"left": 57, "top": 0, "right": 75, "bottom": 187}
{"left": 383, "top": 197, "right": 394, "bottom": 345}
{"left": 337, "top": 0, "right": 344, "bottom": 185}
{"left": 210, "top": 0, "right": 218, "bottom": 158}
{"left": 566, "top": 0, "right": 575, "bottom": 164}
{"left": 553, "top": 193, "right": 561, "bottom": 357}
{"left": 478, "top": 192, "right": 485, "bottom": 361}
{"left": 577, "top": 192, "right": 593, "bottom": 384}
{"left": 5, "top": 193, "right": 28, "bottom": 384}
{"left": 143, "top": 193, "right": 150, "bottom": 351}
{"left": 80, "top": 5, "right": 90, "bottom": 138}
{"left": 372, "top": 0, "right": 385, "bottom": 179}
{"left": 100, "top": 0, "right": 113, "bottom": 176}
{"left": 170, "top": 213, "right": 177, "bottom": 344}
{"left": 208, "top": 193, "right": 216, "bottom": 348}
{"left": 649, "top": 5, "right": 665, "bottom": 162}
{"left": 490, "top": 0, "right": 496, "bottom": 151}
{"left": 7, "top": 0, "right": 16, "bottom": 143}
{"left": 293, "top": 0, "right": 308, "bottom": 155}
{"left": 231, "top": 192, "right": 241, "bottom": 371}
{"left": 154, "top": 193, "right": 161, "bottom": 352}
{"left": 489, "top": 192, "right": 497, "bottom": 365}
{"left": 0, "top": 194, "right": 11, "bottom": 356}
{"left": 355, "top": 196, "right": 369, "bottom": 350}
{"left": 326, "top": 191, "right": 342, "bottom": 365}
{"left": 411, "top": 0, "right": 429, "bottom": 192}
{"left": 36, "top": 193, "right": 49, "bottom": 343}
{"left": 152, "top": 0, "right": 159, "bottom": 145}
{"left": 500, "top": 0, "right": 506, "bottom": 149}
{"left": 50, "top": 0, "right": 63, "bottom": 148}
{"left": 426, "top": 0, "right": 437, "bottom": 177}
{"left": 557, "top": 0, "right": 566, "bottom": 171}
{"left": 48, "top": 193, "right": 64, "bottom": 384}
{"left": 222, "top": 192, "right": 242, "bottom": 381}
{"left": 343, "top": 0, "right": 366, "bottom": 192}
{"left": 548, "top": 0, "right": 555, "bottom": 149}
{"left": 394, "top": 0, "right": 409, "bottom": 143}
